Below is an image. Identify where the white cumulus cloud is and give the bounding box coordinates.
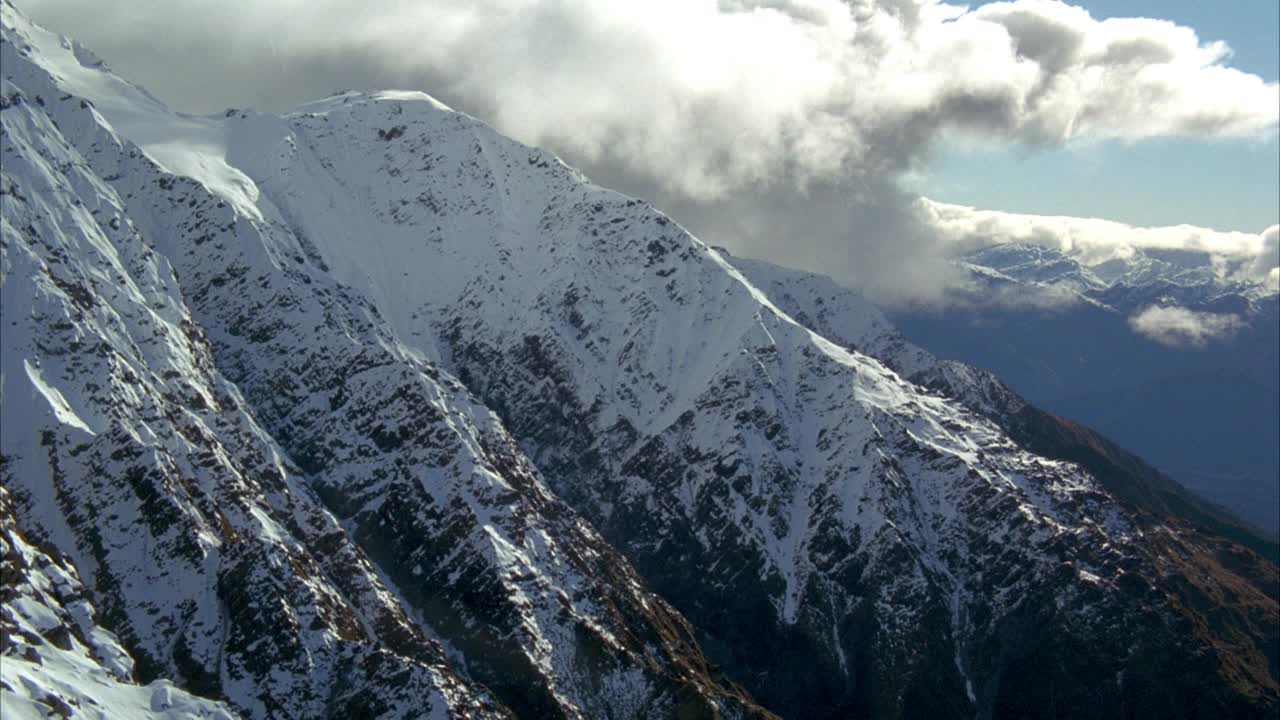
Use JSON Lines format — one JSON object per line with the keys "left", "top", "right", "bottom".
{"left": 21, "top": 0, "right": 1278, "bottom": 200}
{"left": 920, "top": 199, "right": 1278, "bottom": 282}
{"left": 18, "top": 0, "right": 1279, "bottom": 303}
{"left": 1128, "top": 306, "right": 1246, "bottom": 348}
{"left": 1249, "top": 225, "right": 1280, "bottom": 291}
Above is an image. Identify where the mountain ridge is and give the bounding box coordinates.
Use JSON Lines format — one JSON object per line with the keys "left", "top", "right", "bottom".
{"left": 889, "top": 240, "right": 1280, "bottom": 533}
{"left": 2, "top": 4, "right": 1276, "bottom": 718}
{"left": 726, "top": 252, "right": 1278, "bottom": 555}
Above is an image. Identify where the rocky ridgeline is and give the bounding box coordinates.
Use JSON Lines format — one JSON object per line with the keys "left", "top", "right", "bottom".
{"left": 2, "top": 4, "right": 1276, "bottom": 719}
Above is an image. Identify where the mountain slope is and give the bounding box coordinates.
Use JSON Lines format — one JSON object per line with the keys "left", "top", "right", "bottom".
{"left": 730, "top": 253, "right": 1278, "bottom": 559}
{"left": 888, "top": 243, "right": 1280, "bottom": 533}
{"left": 1, "top": 4, "right": 1276, "bottom": 719}
{"left": 1, "top": 5, "right": 768, "bottom": 718}
{"left": 222, "top": 67, "right": 1276, "bottom": 720}
{"left": 1, "top": 485, "right": 246, "bottom": 720}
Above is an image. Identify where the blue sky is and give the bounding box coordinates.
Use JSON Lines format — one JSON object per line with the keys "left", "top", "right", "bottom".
{"left": 915, "top": 0, "right": 1279, "bottom": 232}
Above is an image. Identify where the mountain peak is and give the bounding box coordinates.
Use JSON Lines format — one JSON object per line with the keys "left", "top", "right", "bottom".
{"left": 3, "top": 4, "right": 1276, "bottom": 718}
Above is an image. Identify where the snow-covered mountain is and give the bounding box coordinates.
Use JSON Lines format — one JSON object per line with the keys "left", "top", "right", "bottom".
{"left": 957, "top": 242, "right": 1277, "bottom": 313}
{"left": 888, "top": 242, "right": 1280, "bottom": 534}
{"left": 2, "top": 4, "right": 1276, "bottom": 719}
{"left": 0, "top": 7, "right": 765, "bottom": 719}
{"left": 728, "top": 251, "right": 1275, "bottom": 554}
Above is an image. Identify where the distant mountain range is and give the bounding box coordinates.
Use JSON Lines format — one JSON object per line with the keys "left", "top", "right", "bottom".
{"left": 2, "top": 4, "right": 1276, "bottom": 719}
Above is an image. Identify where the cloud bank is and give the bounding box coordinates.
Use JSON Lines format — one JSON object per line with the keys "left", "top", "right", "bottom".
{"left": 923, "top": 200, "right": 1280, "bottom": 286}
{"left": 24, "top": 0, "right": 1278, "bottom": 197}
{"left": 20, "top": 0, "right": 1280, "bottom": 303}
{"left": 1128, "top": 306, "right": 1246, "bottom": 348}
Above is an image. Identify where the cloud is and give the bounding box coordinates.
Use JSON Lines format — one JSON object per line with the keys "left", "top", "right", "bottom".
{"left": 1128, "top": 306, "right": 1245, "bottom": 348}
{"left": 963, "top": 275, "right": 1088, "bottom": 311}
{"left": 18, "top": 0, "right": 1279, "bottom": 303}
{"left": 920, "top": 198, "right": 1275, "bottom": 268}
{"left": 22, "top": 0, "right": 1278, "bottom": 200}
{"left": 1249, "top": 225, "right": 1280, "bottom": 291}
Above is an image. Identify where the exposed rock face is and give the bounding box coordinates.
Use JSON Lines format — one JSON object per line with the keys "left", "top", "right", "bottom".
{"left": 1, "top": 34, "right": 503, "bottom": 719}
{"left": 728, "top": 256, "right": 1280, "bottom": 715}
{"left": 1, "top": 484, "right": 245, "bottom": 720}
{"left": 1, "top": 4, "right": 1275, "bottom": 719}
{"left": 418, "top": 197, "right": 1277, "bottom": 718}
{"left": 1, "top": 6, "right": 768, "bottom": 718}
